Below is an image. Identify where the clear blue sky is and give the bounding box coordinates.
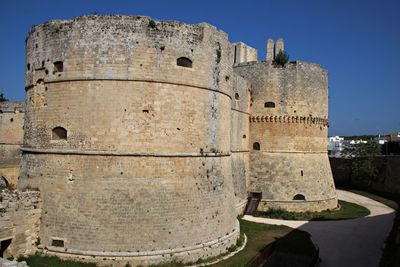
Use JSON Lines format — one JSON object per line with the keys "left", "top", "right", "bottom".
{"left": 1, "top": 0, "right": 399, "bottom": 136}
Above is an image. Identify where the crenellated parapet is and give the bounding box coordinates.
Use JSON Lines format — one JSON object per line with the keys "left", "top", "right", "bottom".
{"left": 250, "top": 115, "right": 328, "bottom": 126}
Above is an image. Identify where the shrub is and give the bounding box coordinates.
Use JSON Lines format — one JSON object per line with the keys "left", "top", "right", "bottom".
{"left": 0, "top": 92, "right": 8, "bottom": 102}
{"left": 273, "top": 50, "right": 289, "bottom": 67}
{"left": 148, "top": 20, "right": 156, "bottom": 29}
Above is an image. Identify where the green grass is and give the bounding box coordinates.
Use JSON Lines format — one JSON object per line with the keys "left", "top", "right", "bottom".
{"left": 345, "top": 189, "right": 399, "bottom": 210}
{"left": 210, "top": 219, "right": 292, "bottom": 267}
{"left": 257, "top": 200, "right": 370, "bottom": 221}
{"left": 18, "top": 252, "right": 96, "bottom": 267}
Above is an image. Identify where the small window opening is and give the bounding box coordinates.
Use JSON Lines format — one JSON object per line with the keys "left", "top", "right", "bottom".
{"left": 177, "top": 57, "right": 192, "bottom": 68}
{"left": 293, "top": 194, "right": 306, "bottom": 201}
{"left": 301, "top": 170, "right": 303, "bottom": 176}
{"left": 51, "top": 239, "right": 64, "bottom": 247}
{"left": 242, "top": 134, "right": 246, "bottom": 139}
{"left": 52, "top": 127, "right": 67, "bottom": 140}
{"left": 264, "top": 102, "right": 275, "bottom": 108}
{"left": 142, "top": 109, "right": 149, "bottom": 113}
{"left": 10, "top": 118, "right": 13, "bottom": 122}
{"left": 253, "top": 142, "right": 260, "bottom": 151}
{"left": 27, "top": 63, "right": 30, "bottom": 71}
{"left": 54, "top": 61, "right": 64, "bottom": 72}
{"left": 0, "top": 239, "right": 12, "bottom": 257}
{"left": 235, "top": 93, "right": 239, "bottom": 100}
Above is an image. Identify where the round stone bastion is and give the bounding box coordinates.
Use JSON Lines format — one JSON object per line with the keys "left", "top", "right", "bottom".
{"left": 234, "top": 61, "right": 338, "bottom": 212}
{"left": 20, "top": 15, "right": 239, "bottom": 266}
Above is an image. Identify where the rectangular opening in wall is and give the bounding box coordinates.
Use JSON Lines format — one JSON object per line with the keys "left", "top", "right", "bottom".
{"left": 0, "top": 238, "right": 12, "bottom": 257}
{"left": 51, "top": 239, "right": 64, "bottom": 247}
{"left": 53, "top": 61, "right": 63, "bottom": 72}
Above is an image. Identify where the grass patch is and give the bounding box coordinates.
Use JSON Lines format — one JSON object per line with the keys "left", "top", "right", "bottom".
{"left": 209, "top": 219, "right": 292, "bottom": 266}
{"left": 345, "top": 189, "right": 399, "bottom": 210}
{"left": 18, "top": 252, "right": 96, "bottom": 267}
{"left": 257, "top": 200, "right": 370, "bottom": 221}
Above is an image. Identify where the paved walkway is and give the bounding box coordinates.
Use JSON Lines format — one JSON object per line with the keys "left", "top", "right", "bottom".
{"left": 243, "top": 190, "right": 395, "bottom": 267}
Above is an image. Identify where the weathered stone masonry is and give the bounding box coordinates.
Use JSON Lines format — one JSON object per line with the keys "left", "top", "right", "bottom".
{"left": 1, "top": 14, "right": 337, "bottom": 266}
{"left": 19, "top": 15, "right": 239, "bottom": 266}
{"left": 0, "top": 102, "right": 25, "bottom": 188}
{"left": 234, "top": 61, "right": 337, "bottom": 212}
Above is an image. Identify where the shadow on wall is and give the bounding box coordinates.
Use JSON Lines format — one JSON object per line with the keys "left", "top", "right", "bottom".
{"left": 330, "top": 156, "right": 400, "bottom": 195}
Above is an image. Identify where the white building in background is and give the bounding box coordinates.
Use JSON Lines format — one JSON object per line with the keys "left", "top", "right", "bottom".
{"left": 390, "top": 132, "right": 400, "bottom": 142}
{"left": 328, "top": 136, "right": 344, "bottom": 157}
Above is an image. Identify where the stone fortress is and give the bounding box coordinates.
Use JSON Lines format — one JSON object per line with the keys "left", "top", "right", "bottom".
{"left": 0, "top": 15, "right": 337, "bottom": 266}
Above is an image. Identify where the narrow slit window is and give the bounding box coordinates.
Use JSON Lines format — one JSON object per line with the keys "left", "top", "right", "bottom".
{"left": 293, "top": 194, "right": 306, "bottom": 201}
{"left": 51, "top": 239, "right": 64, "bottom": 247}
{"left": 176, "top": 57, "right": 192, "bottom": 68}
{"left": 52, "top": 127, "right": 67, "bottom": 140}
{"left": 253, "top": 142, "right": 260, "bottom": 151}
{"left": 235, "top": 93, "right": 240, "bottom": 100}
{"left": 264, "top": 102, "right": 275, "bottom": 108}
{"left": 54, "top": 61, "right": 64, "bottom": 72}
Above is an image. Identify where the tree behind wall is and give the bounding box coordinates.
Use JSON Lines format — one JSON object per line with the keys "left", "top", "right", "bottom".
{"left": 342, "top": 142, "right": 382, "bottom": 186}
{"left": 0, "top": 92, "right": 8, "bottom": 102}
{"left": 273, "top": 50, "right": 289, "bottom": 67}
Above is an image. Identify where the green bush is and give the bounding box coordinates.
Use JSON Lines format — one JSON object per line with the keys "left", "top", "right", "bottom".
{"left": 148, "top": 20, "right": 156, "bottom": 29}
{"left": 0, "top": 92, "right": 8, "bottom": 102}
{"left": 273, "top": 50, "right": 289, "bottom": 67}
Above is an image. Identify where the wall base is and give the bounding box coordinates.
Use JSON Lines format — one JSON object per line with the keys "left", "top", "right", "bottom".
{"left": 39, "top": 220, "right": 240, "bottom": 267}
{"left": 258, "top": 197, "right": 338, "bottom": 213}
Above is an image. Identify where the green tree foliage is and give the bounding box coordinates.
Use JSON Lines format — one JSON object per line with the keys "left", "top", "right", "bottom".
{"left": 342, "top": 142, "right": 382, "bottom": 157}
{"left": 273, "top": 50, "right": 289, "bottom": 67}
{"left": 0, "top": 92, "right": 8, "bottom": 102}
{"left": 342, "top": 142, "right": 382, "bottom": 186}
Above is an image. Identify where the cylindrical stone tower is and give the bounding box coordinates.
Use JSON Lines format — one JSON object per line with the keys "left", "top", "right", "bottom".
{"left": 234, "top": 61, "right": 337, "bottom": 212}
{"left": 20, "top": 15, "right": 239, "bottom": 266}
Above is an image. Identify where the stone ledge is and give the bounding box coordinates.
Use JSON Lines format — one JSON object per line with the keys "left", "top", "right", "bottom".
{"left": 25, "top": 78, "right": 232, "bottom": 100}
{"left": 21, "top": 148, "right": 231, "bottom": 157}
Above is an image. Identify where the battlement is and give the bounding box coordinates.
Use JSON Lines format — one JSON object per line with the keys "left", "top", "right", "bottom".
{"left": 0, "top": 101, "right": 25, "bottom": 113}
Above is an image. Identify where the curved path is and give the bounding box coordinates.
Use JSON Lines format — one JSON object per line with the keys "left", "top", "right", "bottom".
{"left": 243, "top": 190, "right": 395, "bottom": 267}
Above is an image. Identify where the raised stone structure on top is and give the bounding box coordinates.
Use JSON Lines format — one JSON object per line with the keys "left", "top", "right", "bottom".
{"left": 266, "top": 38, "right": 274, "bottom": 62}
{"left": 275, "top": 38, "right": 285, "bottom": 57}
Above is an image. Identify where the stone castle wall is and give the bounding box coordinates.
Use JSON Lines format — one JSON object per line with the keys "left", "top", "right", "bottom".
{"left": 0, "top": 102, "right": 25, "bottom": 187}
{"left": 0, "top": 189, "right": 41, "bottom": 258}
{"left": 230, "top": 74, "right": 251, "bottom": 213}
{"left": 20, "top": 15, "right": 239, "bottom": 266}
{"left": 234, "top": 61, "right": 337, "bottom": 212}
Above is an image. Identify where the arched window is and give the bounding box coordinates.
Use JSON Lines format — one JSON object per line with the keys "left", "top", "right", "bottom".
{"left": 54, "top": 61, "right": 64, "bottom": 72}
{"left": 293, "top": 194, "right": 306, "bottom": 201}
{"left": 264, "top": 102, "right": 275, "bottom": 108}
{"left": 253, "top": 142, "right": 260, "bottom": 151}
{"left": 176, "top": 57, "right": 193, "bottom": 68}
{"left": 52, "top": 127, "right": 67, "bottom": 140}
